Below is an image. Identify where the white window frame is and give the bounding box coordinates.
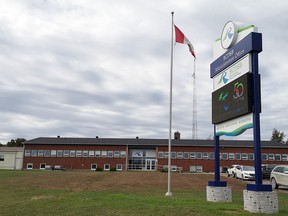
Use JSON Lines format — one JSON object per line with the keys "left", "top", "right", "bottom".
{"left": 268, "top": 154, "right": 275, "bottom": 161}
{"left": 190, "top": 152, "right": 196, "bottom": 159}
{"left": 242, "top": 153, "right": 248, "bottom": 160}
{"left": 275, "top": 154, "right": 281, "bottom": 161}
{"left": 40, "top": 163, "right": 46, "bottom": 170}
{"left": 57, "top": 150, "right": 63, "bottom": 157}
{"left": 203, "top": 152, "right": 209, "bottom": 160}
{"left": 82, "top": 150, "right": 88, "bottom": 157}
{"left": 91, "top": 164, "right": 97, "bottom": 171}
{"left": 282, "top": 154, "right": 288, "bottom": 161}
{"left": 51, "top": 150, "right": 57, "bottom": 157}
{"left": 120, "top": 151, "right": 126, "bottom": 158}
{"left": 158, "top": 152, "right": 164, "bottom": 159}
{"left": 116, "top": 164, "right": 123, "bottom": 171}
{"left": 104, "top": 164, "right": 110, "bottom": 171}
{"left": 76, "top": 150, "right": 82, "bottom": 157}
{"left": 114, "top": 151, "right": 120, "bottom": 158}
{"left": 27, "top": 163, "right": 33, "bottom": 170}
{"left": 95, "top": 150, "right": 101, "bottom": 157}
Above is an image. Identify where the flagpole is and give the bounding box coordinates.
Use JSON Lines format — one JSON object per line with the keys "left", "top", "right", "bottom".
{"left": 166, "top": 11, "right": 174, "bottom": 197}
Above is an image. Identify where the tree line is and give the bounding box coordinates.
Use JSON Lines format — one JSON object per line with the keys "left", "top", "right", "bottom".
{"left": 0, "top": 138, "right": 26, "bottom": 147}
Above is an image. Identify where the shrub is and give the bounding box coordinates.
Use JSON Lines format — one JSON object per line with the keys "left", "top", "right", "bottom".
{"left": 110, "top": 167, "right": 117, "bottom": 172}
{"left": 96, "top": 167, "right": 103, "bottom": 171}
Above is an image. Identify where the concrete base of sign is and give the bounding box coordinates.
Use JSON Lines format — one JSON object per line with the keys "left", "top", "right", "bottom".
{"left": 243, "top": 190, "right": 278, "bottom": 214}
{"left": 206, "top": 186, "right": 232, "bottom": 202}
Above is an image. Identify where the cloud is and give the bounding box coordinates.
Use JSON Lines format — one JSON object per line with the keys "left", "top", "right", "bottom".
{"left": 0, "top": 0, "right": 288, "bottom": 143}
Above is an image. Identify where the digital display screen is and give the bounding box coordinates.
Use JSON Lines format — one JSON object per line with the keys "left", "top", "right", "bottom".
{"left": 212, "top": 73, "right": 252, "bottom": 124}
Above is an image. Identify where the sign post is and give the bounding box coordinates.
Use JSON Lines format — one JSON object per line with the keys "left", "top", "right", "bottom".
{"left": 207, "top": 21, "right": 278, "bottom": 213}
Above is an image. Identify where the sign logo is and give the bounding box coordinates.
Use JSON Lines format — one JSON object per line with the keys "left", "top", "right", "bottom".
{"left": 221, "top": 21, "right": 237, "bottom": 49}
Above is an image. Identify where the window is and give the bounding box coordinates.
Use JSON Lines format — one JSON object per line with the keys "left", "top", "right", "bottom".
{"left": 63, "top": 150, "right": 69, "bottom": 157}
{"left": 91, "top": 164, "right": 97, "bottom": 171}
{"left": 40, "top": 163, "right": 46, "bottom": 170}
{"left": 114, "top": 151, "right": 119, "bottom": 158}
{"left": 102, "top": 151, "right": 107, "bottom": 158}
{"left": 248, "top": 153, "right": 254, "bottom": 160}
{"left": 158, "top": 152, "right": 164, "bottom": 158}
{"left": 268, "top": 154, "right": 275, "bottom": 161}
{"left": 275, "top": 154, "right": 281, "bottom": 161}
{"left": 282, "top": 154, "right": 288, "bottom": 161}
{"left": 108, "top": 151, "right": 113, "bottom": 158}
{"left": 184, "top": 152, "right": 189, "bottom": 159}
{"left": 0, "top": 155, "right": 4, "bottom": 161}
{"left": 116, "top": 164, "right": 123, "bottom": 171}
{"left": 95, "top": 151, "right": 101, "bottom": 157}
{"left": 190, "top": 166, "right": 202, "bottom": 173}
{"left": 196, "top": 152, "right": 202, "bottom": 159}
{"left": 31, "top": 150, "right": 37, "bottom": 157}
{"left": 120, "top": 151, "right": 126, "bottom": 158}
{"left": 235, "top": 153, "right": 241, "bottom": 160}
{"left": 76, "top": 150, "right": 82, "bottom": 157}
{"left": 44, "top": 150, "right": 50, "bottom": 157}
{"left": 25, "top": 150, "right": 31, "bottom": 157}
{"left": 27, "top": 163, "right": 33, "bottom": 170}
{"left": 221, "top": 153, "right": 228, "bottom": 160}
{"left": 70, "top": 150, "right": 76, "bottom": 157}
{"left": 177, "top": 152, "right": 183, "bottom": 159}
{"left": 51, "top": 150, "right": 57, "bottom": 157}
{"left": 228, "top": 153, "right": 235, "bottom": 160}
{"left": 89, "top": 151, "right": 95, "bottom": 157}
{"left": 196, "top": 166, "right": 203, "bottom": 172}
{"left": 165, "top": 152, "right": 169, "bottom": 158}
{"left": 242, "top": 153, "right": 248, "bottom": 160}
{"left": 203, "top": 152, "right": 209, "bottom": 160}
{"left": 262, "top": 153, "right": 268, "bottom": 161}
{"left": 38, "top": 150, "right": 44, "bottom": 157}
{"left": 209, "top": 152, "right": 215, "bottom": 160}
{"left": 82, "top": 151, "right": 88, "bottom": 157}
{"left": 171, "top": 152, "right": 176, "bottom": 159}
{"left": 190, "top": 152, "right": 196, "bottom": 159}
{"left": 104, "top": 164, "right": 110, "bottom": 171}
{"left": 57, "top": 150, "right": 63, "bottom": 157}
{"left": 190, "top": 166, "right": 196, "bottom": 173}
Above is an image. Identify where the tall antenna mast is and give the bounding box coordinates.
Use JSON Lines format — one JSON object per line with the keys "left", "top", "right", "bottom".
{"left": 192, "top": 59, "right": 198, "bottom": 139}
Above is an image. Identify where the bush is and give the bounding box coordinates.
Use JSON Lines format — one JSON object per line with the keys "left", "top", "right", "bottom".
{"left": 110, "top": 167, "right": 117, "bottom": 172}
{"left": 96, "top": 167, "right": 103, "bottom": 171}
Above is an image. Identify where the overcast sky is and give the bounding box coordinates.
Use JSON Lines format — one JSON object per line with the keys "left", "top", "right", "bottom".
{"left": 0, "top": 0, "right": 287, "bottom": 143}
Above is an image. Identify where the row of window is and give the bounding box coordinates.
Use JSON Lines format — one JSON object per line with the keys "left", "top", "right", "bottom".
{"left": 25, "top": 150, "right": 127, "bottom": 158}
{"left": 26, "top": 163, "right": 124, "bottom": 171}
{"left": 24, "top": 149, "right": 288, "bottom": 162}
{"left": 158, "top": 151, "right": 288, "bottom": 161}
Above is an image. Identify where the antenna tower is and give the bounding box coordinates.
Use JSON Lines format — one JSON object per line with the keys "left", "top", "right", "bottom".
{"left": 192, "top": 59, "right": 198, "bottom": 139}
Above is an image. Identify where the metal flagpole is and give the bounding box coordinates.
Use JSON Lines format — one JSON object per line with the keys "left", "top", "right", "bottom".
{"left": 166, "top": 11, "right": 174, "bottom": 197}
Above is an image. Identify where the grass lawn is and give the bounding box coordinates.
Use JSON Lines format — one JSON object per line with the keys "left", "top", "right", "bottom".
{"left": 0, "top": 170, "right": 287, "bottom": 216}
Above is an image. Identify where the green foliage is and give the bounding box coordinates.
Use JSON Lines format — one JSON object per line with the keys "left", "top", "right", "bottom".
{"left": 270, "top": 128, "right": 286, "bottom": 143}
{"left": 96, "top": 167, "right": 103, "bottom": 171}
{"left": 6, "top": 138, "right": 26, "bottom": 147}
{"left": 110, "top": 167, "right": 117, "bottom": 171}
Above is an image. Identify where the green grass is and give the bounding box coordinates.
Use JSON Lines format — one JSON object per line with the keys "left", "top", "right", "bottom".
{"left": 0, "top": 170, "right": 287, "bottom": 216}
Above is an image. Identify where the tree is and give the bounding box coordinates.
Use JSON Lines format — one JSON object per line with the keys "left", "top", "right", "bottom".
{"left": 6, "top": 138, "right": 26, "bottom": 147}
{"left": 270, "top": 128, "right": 286, "bottom": 143}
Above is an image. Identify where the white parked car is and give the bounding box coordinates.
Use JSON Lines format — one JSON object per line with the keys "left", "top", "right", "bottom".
{"left": 270, "top": 165, "right": 288, "bottom": 189}
{"left": 235, "top": 165, "right": 255, "bottom": 180}
{"left": 227, "top": 165, "right": 240, "bottom": 177}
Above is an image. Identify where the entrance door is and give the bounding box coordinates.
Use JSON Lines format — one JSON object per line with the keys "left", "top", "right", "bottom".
{"left": 145, "top": 159, "right": 156, "bottom": 171}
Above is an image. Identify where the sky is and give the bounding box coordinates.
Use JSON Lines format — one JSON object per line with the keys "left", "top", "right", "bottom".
{"left": 0, "top": 0, "right": 288, "bottom": 144}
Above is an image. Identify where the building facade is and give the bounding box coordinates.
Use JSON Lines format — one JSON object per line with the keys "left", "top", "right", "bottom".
{"left": 23, "top": 136, "right": 288, "bottom": 173}
{"left": 0, "top": 147, "right": 24, "bottom": 170}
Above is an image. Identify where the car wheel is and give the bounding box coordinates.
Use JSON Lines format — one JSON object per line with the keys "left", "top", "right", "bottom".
{"left": 271, "top": 178, "right": 278, "bottom": 189}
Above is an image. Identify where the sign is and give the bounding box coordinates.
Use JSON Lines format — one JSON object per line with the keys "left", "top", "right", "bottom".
{"left": 213, "top": 54, "right": 251, "bottom": 91}
{"left": 210, "top": 32, "right": 262, "bottom": 78}
{"left": 212, "top": 73, "right": 252, "bottom": 124}
{"left": 215, "top": 113, "right": 253, "bottom": 136}
{"left": 221, "top": 21, "right": 238, "bottom": 49}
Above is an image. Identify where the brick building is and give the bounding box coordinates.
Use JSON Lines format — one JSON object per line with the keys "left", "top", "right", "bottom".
{"left": 23, "top": 135, "right": 288, "bottom": 172}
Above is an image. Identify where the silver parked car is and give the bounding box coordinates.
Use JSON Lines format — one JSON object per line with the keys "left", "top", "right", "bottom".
{"left": 270, "top": 165, "right": 288, "bottom": 189}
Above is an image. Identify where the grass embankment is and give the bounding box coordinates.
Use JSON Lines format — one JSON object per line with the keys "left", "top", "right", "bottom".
{"left": 0, "top": 170, "right": 287, "bottom": 216}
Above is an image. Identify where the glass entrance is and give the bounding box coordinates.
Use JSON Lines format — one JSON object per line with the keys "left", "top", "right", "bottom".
{"left": 145, "top": 159, "right": 156, "bottom": 171}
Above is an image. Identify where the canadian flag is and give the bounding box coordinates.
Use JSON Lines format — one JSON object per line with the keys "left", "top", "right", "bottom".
{"left": 174, "top": 25, "right": 196, "bottom": 59}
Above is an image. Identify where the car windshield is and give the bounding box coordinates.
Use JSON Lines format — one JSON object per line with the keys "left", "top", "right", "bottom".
{"left": 243, "top": 166, "right": 255, "bottom": 171}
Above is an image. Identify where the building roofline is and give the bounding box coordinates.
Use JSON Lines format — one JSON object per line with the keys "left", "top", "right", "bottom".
{"left": 23, "top": 137, "right": 288, "bottom": 149}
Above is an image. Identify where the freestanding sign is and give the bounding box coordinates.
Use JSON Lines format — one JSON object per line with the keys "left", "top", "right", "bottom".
{"left": 207, "top": 21, "right": 278, "bottom": 213}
